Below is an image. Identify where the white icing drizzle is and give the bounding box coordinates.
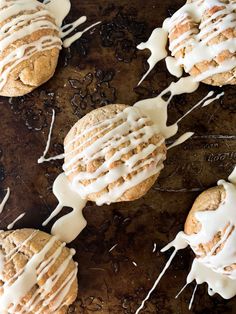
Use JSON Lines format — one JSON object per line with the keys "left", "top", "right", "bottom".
{"left": 109, "top": 244, "right": 118, "bottom": 252}
{"left": 43, "top": 0, "right": 71, "bottom": 26}
{"left": 0, "top": 0, "right": 100, "bottom": 91}
{"left": 63, "top": 106, "right": 166, "bottom": 206}
{"left": 38, "top": 109, "right": 58, "bottom": 164}
{"left": 44, "top": 0, "right": 101, "bottom": 48}
{"left": 37, "top": 109, "right": 65, "bottom": 163}
{"left": 43, "top": 173, "right": 87, "bottom": 243}
{"left": 0, "top": 230, "right": 77, "bottom": 313}
{"left": 229, "top": 166, "right": 236, "bottom": 184}
{"left": 137, "top": 0, "right": 236, "bottom": 84}
{"left": 134, "top": 77, "right": 199, "bottom": 139}
{"left": 40, "top": 77, "right": 223, "bottom": 243}
{"left": 165, "top": 56, "right": 183, "bottom": 78}
{"left": 134, "top": 77, "right": 223, "bottom": 144}
{"left": 62, "top": 19, "right": 101, "bottom": 49}
{"left": 175, "top": 282, "right": 188, "bottom": 299}
{"left": 167, "top": 132, "right": 194, "bottom": 151}
{"left": 135, "top": 249, "right": 178, "bottom": 314}
{"left": 0, "top": 188, "right": 10, "bottom": 214}
{"left": 135, "top": 167, "right": 236, "bottom": 313}
{"left": 137, "top": 27, "right": 168, "bottom": 85}
{"left": 189, "top": 284, "right": 198, "bottom": 310}
{"left": 7, "top": 213, "right": 25, "bottom": 230}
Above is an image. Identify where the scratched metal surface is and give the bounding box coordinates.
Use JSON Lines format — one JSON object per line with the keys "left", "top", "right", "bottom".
{"left": 0, "top": 0, "right": 236, "bottom": 313}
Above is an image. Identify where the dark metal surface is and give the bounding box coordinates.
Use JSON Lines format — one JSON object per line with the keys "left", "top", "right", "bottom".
{"left": 0, "top": 0, "right": 236, "bottom": 313}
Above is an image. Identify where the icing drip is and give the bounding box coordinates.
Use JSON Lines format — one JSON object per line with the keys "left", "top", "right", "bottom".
{"left": 0, "top": 188, "right": 10, "bottom": 214}
{"left": 39, "top": 78, "right": 223, "bottom": 242}
{"left": 137, "top": 0, "right": 236, "bottom": 83}
{"left": 135, "top": 249, "right": 178, "bottom": 314}
{"left": 7, "top": 213, "right": 25, "bottom": 230}
{"left": 165, "top": 56, "right": 183, "bottom": 78}
{"left": 38, "top": 109, "right": 64, "bottom": 164}
{"left": 61, "top": 19, "right": 101, "bottom": 48}
{"left": 43, "top": 0, "right": 71, "bottom": 26}
{"left": 109, "top": 244, "right": 118, "bottom": 252}
{"left": 189, "top": 284, "right": 198, "bottom": 310}
{"left": 135, "top": 167, "right": 236, "bottom": 312}
{"left": 137, "top": 27, "right": 168, "bottom": 85}
{"left": 43, "top": 173, "right": 87, "bottom": 243}
{"left": 134, "top": 77, "right": 199, "bottom": 139}
{"left": 44, "top": 0, "right": 101, "bottom": 48}
{"left": 0, "top": 230, "right": 77, "bottom": 313}
{"left": 167, "top": 132, "right": 194, "bottom": 151}
{"left": 134, "top": 77, "right": 223, "bottom": 144}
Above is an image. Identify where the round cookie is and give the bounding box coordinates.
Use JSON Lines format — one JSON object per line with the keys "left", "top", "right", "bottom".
{"left": 168, "top": 0, "right": 236, "bottom": 86}
{"left": 184, "top": 185, "right": 236, "bottom": 271}
{"left": 63, "top": 104, "right": 167, "bottom": 205}
{"left": 0, "top": 0, "right": 61, "bottom": 97}
{"left": 0, "top": 229, "right": 78, "bottom": 314}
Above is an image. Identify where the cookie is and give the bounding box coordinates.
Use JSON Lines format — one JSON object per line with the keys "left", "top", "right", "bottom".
{"left": 168, "top": 0, "right": 236, "bottom": 86}
{"left": 0, "top": 0, "right": 61, "bottom": 97}
{"left": 184, "top": 185, "right": 236, "bottom": 271}
{"left": 0, "top": 229, "right": 78, "bottom": 313}
{"left": 63, "top": 104, "right": 167, "bottom": 205}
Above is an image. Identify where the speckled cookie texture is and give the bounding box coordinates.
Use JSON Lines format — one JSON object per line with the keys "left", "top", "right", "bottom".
{"left": 64, "top": 104, "right": 167, "bottom": 203}
{"left": 0, "top": 1, "right": 61, "bottom": 97}
{"left": 0, "top": 229, "right": 78, "bottom": 314}
{"left": 184, "top": 186, "right": 236, "bottom": 271}
{"left": 168, "top": 0, "right": 236, "bottom": 86}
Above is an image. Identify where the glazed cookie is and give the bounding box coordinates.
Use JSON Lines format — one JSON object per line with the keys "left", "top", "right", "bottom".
{"left": 184, "top": 184, "right": 236, "bottom": 272}
{"left": 63, "top": 104, "right": 167, "bottom": 205}
{"left": 168, "top": 0, "right": 236, "bottom": 86}
{"left": 0, "top": 0, "right": 61, "bottom": 97}
{"left": 0, "top": 229, "right": 78, "bottom": 314}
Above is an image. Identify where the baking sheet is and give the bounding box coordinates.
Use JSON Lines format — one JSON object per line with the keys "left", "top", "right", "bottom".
{"left": 0, "top": 0, "right": 236, "bottom": 313}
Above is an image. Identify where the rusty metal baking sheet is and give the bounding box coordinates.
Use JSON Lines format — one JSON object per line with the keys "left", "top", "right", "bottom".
{"left": 0, "top": 0, "right": 236, "bottom": 313}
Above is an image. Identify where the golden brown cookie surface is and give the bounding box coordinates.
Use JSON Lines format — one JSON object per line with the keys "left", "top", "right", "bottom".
{"left": 0, "top": 0, "right": 61, "bottom": 97}
{"left": 64, "top": 104, "right": 167, "bottom": 204}
{"left": 0, "top": 229, "right": 78, "bottom": 314}
{"left": 184, "top": 185, "right": 236, "bottom": 271}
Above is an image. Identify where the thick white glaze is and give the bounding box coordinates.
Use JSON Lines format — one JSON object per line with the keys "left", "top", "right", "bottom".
{"left": 138, "top": 0, "right": 236, "bottom": 83}
{"left": 137, "top": 27, "right": 168, "bottom": 85}
{"left": 135, "top": 167, "right": 236, "bottom": 313}
{"left": 165, "top": 56, "right": 183, "bottom": 78}
{"left": 0, "top": 230, "right": 77, "bottom": 313}
{"left": 134, "top": 77, "right": 223, "bottom": 141}
{"left": 43, "top": 173, "right": 87, "bottom": 243}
